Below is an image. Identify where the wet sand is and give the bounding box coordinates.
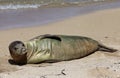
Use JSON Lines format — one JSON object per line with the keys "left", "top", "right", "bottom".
{"left": 0, "top": 5, "right": 120, "bottom": 78}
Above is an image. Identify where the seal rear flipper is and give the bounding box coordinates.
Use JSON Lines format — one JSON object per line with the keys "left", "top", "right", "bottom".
{"left": 98, "top": 44, "right": 118, "bottom": 52}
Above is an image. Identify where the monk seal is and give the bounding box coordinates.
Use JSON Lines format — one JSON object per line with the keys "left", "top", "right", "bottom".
{"left": 9, "top": 34, "right": 117, "bottom": 65}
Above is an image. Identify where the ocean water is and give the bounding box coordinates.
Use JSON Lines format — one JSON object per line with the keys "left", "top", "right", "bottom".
{"left": 0, "top": 0, "right": 120, "bottom": 30}
{"left": 0, "top": 0, "right": 116, "bottom": 9}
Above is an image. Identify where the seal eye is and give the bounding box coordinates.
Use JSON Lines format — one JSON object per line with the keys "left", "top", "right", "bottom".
{"left": 14, "top": 47, "right": 18, "bottom": 50}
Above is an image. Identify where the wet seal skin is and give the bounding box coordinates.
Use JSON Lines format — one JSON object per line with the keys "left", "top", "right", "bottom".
{"left": 9, "top": 34, "right": 117, "bottom": 65}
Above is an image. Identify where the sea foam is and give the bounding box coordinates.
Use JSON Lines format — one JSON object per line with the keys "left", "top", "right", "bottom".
{"left": 0, "top": 4, "right": 42, "bottom": 10}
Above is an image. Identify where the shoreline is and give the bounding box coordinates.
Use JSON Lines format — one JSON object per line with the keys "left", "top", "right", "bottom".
{"left": 0, "top": 1, "right": 120, "bottom": 31}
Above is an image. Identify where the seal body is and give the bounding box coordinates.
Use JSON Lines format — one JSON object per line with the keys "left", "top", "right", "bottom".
{"left": 9, "top": 34, "right": 117, "bottom": 64}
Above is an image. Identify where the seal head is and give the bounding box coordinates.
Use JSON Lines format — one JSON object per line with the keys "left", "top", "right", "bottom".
{"left": 9, "top": 41, "right": 27, "bottom": 64}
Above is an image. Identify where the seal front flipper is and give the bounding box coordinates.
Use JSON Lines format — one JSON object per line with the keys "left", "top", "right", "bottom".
{"left": 29, "top": 34, "right": 51, "bottom": 41}
{"left": 40, "top": 35, "right": 62, "bottom": 41}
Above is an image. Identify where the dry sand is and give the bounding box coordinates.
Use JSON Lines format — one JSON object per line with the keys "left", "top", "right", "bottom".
{"left": 0, "top": 7, "right": 120, "bottom": 78}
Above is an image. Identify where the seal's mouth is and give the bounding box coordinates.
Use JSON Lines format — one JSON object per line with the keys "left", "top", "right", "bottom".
{"left": 21, "top": 48, "right": 27, "bottom": 54}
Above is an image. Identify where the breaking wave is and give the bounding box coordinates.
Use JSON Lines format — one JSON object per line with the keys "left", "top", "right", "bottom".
{"left": 0, "top": 0, "right": 115, "bottom": 10}
{"left": 0, "top": 4, "right": 42, "bottom": 9}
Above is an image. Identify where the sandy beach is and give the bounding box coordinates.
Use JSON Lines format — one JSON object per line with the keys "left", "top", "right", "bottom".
{"left": 0, "top": 7, "right": 120, "bottom": 78}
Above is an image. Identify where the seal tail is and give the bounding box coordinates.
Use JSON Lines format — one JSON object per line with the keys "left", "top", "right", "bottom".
{"left": 98, "top": 43, "right": 118, "bottom": 52}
